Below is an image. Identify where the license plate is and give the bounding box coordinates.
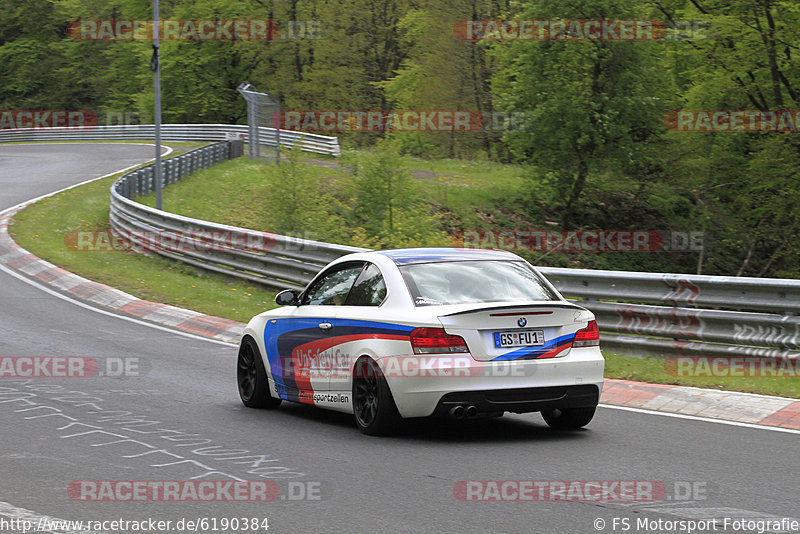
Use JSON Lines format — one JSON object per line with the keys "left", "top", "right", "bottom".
{"left": 493, "top": 330, "right": 545, "bottom": 348}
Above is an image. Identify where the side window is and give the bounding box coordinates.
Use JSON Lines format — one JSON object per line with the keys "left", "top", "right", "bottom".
{"left": 345, "top": 263, "right": 387, "bottom": 306}
{"left": 302, "top": 264, "right": 364, "bottom": 306}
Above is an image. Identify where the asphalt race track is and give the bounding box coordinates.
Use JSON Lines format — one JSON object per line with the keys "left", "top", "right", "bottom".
{"left": 0, "top": 143, "right": 797, "bottom": 534}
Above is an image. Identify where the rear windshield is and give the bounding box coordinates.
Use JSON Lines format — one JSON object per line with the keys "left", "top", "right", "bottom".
{"left": 399, "top": 260, "right": 559, "bottom": 306}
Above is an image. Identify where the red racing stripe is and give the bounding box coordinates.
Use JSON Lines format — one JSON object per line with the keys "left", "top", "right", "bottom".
{"left": 290, "top": 333, "right": 410, "bottom": 403}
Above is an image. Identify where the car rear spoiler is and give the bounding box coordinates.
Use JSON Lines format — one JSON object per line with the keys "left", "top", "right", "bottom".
{"left": 438, "top": 301, "right": 586, "bottom": 317}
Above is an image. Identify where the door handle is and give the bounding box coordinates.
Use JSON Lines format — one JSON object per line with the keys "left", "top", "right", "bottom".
{"left": 318, "top": 322, "right": 332, "bottom": 331}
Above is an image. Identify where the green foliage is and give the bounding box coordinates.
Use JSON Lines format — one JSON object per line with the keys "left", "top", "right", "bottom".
{"left": 377, "top": 2, "right": 499, "bottom": 159}
{"left": 342, "top": 143, "right": 448, "bottom": 248}
{"left": 2, "top": 0, "right": 800, "bottom": 277}
{"left": 265, "top": 145, "right": 345, "bottom": 241}
{"left": 492, "top": 0, "right": 670, "bottom": 224}
{"left": 652, "top": 0, "right": 800, "bottom": 276}
{"left": 387, "top": 131, "right": 435, "bottom": 158}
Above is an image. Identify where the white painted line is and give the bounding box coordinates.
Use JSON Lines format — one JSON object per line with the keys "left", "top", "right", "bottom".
{"left": 0, "top": 260, "right": 233, "bottom": 346}
{"left": 0, "top": 143, "right": 173, "bottom": 217}
{"left": 599, "top": 403, "right": 800, "bottom": 435}
{"left": 671, "top": 384, "right": 800, "bottom": 403}
{"left": 0, "top": 144, "right": 235, "bottom": 347}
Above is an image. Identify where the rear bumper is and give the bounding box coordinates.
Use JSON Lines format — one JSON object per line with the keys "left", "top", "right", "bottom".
{"left": 431, "top": 384, "right": 599, "bottom": 417}
{"left": 380, "top": 346, "right": 604, "bottom": 418}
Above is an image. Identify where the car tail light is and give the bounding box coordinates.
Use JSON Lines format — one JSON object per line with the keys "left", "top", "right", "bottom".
{"left": 410, "top": 328, "right": 469, "bottom": 354}
{"left": 573, "top": 320, "right": 600, "bottom": 348}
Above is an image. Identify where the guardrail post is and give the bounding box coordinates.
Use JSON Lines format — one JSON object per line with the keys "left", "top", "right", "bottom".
{"left": 229, "top": 139, "right": 244, "bottom": 159}
{"left": 163, "top": 160, "right": 170, "bottom": 185}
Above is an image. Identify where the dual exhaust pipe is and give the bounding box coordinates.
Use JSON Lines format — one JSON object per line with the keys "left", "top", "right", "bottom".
{"left": 449, "top": 405, "right": 478, "bottom": 419}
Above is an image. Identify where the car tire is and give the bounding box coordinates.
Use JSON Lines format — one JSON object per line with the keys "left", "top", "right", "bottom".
{"left": 237, "top": 336, "right": 281, "bottom": 409}
{"left": 541, "top": 406, "right": 596, "bottom": 429}
{"left": 352, "top": 357, "right": 401, "bottom": 436}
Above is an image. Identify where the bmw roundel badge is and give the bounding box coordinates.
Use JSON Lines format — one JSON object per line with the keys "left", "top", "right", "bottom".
{"left": 518, "top": 317, "right": 527, "bottom": 327}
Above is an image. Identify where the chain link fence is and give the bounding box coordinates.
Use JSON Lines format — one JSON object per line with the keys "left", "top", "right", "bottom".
{"left": 237, "top": 82, "right": 281, "bottom": 163}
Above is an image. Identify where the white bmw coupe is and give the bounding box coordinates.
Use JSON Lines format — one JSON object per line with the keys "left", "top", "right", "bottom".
{"left": 237, "top": 248, "right": 604, "bottom": 435}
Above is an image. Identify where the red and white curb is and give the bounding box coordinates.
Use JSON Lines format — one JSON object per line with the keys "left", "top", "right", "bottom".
{"left": 1, "top": 198, "right": 799, "bottom": 431}
{"left": 600, "top": 379, "right": 800, "bottom": 430}
{"left": 0, "top": 205, "right": 244, "bottom": 344}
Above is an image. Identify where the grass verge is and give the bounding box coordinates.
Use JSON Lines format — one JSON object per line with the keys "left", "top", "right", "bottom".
{"left": 604, "top": 352, "right": 799, "bottom": 398}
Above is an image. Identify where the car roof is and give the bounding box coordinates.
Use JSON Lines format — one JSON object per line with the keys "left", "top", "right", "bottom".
{"left": 374, "top": 247, "right": 522, "bottom": 265}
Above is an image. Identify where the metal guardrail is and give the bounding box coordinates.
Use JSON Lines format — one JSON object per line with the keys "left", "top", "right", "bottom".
{"left": 0, "top": 124, "right": 341, "bottom": 156}
{"left": 114, "top": 141, "right": 236, "bottom": 198}
{"left": 537, "top": 267, "right": 800, "bottom": 359}
{"left": 109, "top": 142, "right": 363, "bottom": 291}
{"left": 14, "top": 125, "right": 790, "bottom": 361}
{"left": 536, "top": 267, "right": 800, "bottom": 313}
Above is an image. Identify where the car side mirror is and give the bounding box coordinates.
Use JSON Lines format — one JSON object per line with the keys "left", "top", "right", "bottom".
{"left": 275, "top": 289, "right": 300, "bottom": 306}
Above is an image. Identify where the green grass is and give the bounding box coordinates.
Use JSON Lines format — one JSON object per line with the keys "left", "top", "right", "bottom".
{"left": 10, "top": 147, "right": 277, "bottom": 323}
{"left": 9, "top": 145, "right": 798, "bottom": 398}
{"left": 137, "top": 151, "right": 533, "bottom": 245}
{"left": 604, "top": 352, "right": 799, "bottom": 398}
{"left": 137, "top": 156, "right": 338, "bottom": 232}
{"left": 394, "top": 155, "right": 532, "bottom": 232}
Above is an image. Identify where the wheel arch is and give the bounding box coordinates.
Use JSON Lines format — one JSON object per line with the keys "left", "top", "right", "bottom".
{"left": 239, "top": 328, "right": 280, "bottom": 399}
{"left": 351, "top": 353, "right": 402, "bottom": 407}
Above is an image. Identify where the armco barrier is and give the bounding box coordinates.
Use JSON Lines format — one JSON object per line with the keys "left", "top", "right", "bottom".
{"left": 0, "top": 124, "right": 341, "bottom": 156}
{"left": 536, "top": 267, "right": 800, "bottom": 313}
{"left": 537, "top": 267, "right": 800, "bottom": 360}
{"left": 115, "top": 141, "right": 235, "bottom": 199}
{"left": 109, "top": 142, "right": 364, "bottom": 291}
{"left": 10, "top": 125, "right": 798, "bottom": 360}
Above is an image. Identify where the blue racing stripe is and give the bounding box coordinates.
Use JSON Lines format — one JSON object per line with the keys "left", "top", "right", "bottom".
{"left": 490, "top": 332, "right": 575, "bottom": 361}
{"left": 264, "top": 317, "right": 415, "bottom": 399}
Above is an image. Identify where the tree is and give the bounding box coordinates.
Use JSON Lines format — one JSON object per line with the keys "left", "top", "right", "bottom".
{"left": 657, "top": 0, "right": 800, "bottom": 276}
{"left": 378, "top": 1, "right": 499, "bottom": 159}
{"left": 343, "top": 143, "right": 448, "bottom": 248}
{"left": 492, "top": 0, "right": 670, "bottom": 225}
